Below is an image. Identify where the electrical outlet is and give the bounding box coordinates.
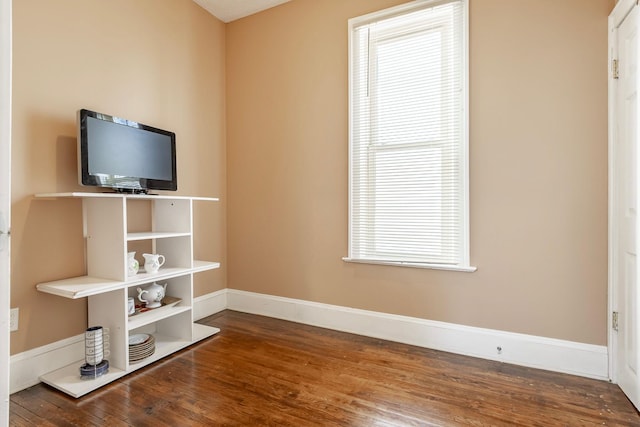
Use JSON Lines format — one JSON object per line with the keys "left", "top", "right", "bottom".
{"left": 9, "top": 308, "right": 18, "bottom": 332}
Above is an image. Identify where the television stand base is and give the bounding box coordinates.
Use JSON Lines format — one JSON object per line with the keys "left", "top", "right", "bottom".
{"left": 113, "top": 188, "right": 149, "bottom": 195}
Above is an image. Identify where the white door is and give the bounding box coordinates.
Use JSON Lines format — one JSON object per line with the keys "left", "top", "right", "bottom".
{"left": 0, "top": 0, "right": 10, "bottom": 425}
{"left": 611, "top": 0, "right": 640, "bottom": 412}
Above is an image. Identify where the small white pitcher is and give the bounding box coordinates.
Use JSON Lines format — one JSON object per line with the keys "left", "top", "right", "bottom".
{"left": 127, "top": 251, "right": 139, "bottom": 277}
{"left": 142, "top": 253, "right": 165, "bottom": 274}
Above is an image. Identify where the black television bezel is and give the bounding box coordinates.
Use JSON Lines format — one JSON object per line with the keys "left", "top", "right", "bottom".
{"left": 78, "top": 109, "right": 177, "bottom": 193}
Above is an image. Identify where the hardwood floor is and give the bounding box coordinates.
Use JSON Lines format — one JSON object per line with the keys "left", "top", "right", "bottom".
{"left": 9, "top": 310, "right": 640, "bottom": 426}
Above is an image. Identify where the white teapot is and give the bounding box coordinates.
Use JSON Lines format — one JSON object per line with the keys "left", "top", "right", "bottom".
{"left": 136, "top": 282, "right": 167, "bottom": 308}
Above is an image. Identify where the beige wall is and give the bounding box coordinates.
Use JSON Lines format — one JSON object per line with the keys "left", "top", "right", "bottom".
{"left": 226, "top": 0, "right": 613, "bottom": 345}
{"left": 11, "top": 0, "right": 227, "bottom": 354}
{"left": 10, "top": 0, "right": 613, "bottom": 356}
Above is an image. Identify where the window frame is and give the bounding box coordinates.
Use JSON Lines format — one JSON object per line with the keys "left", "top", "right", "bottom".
{"left": 344, "top": 0, "right": 475, "bottom": 272}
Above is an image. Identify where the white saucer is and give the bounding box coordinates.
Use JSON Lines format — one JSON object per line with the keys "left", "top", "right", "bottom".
{"left": 128, "top": 333, "right": 150, "bottom": 346}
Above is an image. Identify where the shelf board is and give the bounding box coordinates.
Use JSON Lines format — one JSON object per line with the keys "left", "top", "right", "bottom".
{"left": 192, "top": 260, "right": 220, "bottom": 273}
{"left": 39, "top": 361, "right": 127, "bottom": 398}
{"left": 127, "top": 266, "right": 206, "bottom": 286}
{"left": 39, "top": 325, "right": 220, "bottom": 398}
{"left": 35, "top": 192, "right": 219, "bottom": 202}
{"left": 128, "top": 305, "right": 191, "bottom": 331}
{"left": 127, "top": 231, "right": 191, "bottom": 241}
{"left": 127, "top": 336, "right": 191, "bottom": 369}
{"left": 126, "top": 327, "right": 219, "bottom": 370}
{"left": 36, "top": 276, "right": 123, "bottom": 299}
{"left": 37, "top": 261, "right": 221, "bottom": 299}
{"left": 193, "top": 323, "right": 220, "bottom": 341}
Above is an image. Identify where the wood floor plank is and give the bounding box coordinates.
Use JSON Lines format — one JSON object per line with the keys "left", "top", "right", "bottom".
{"left": 10, "top": 310, "right": 640, "bottom": 426}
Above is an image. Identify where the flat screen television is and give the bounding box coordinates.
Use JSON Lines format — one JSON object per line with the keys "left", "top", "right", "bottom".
{"left": 78, "top": 109, "right": 177, "bottom": 194}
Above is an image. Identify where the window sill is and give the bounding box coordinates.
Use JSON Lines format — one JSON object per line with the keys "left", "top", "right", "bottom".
{"left": 342, "top": 257, "right": 477, "bottom": 272}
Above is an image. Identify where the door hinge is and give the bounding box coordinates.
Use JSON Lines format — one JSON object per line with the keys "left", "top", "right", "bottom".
{"left": 613, "top": 311, "right": 619, "bottom": 331}
{"left": 613, "top": 59, "right": 619, "bottom": 79}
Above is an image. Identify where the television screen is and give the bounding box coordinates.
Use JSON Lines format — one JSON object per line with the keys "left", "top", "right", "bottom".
{"left": 78, "top": 109, "right": 177, "bottom": 193}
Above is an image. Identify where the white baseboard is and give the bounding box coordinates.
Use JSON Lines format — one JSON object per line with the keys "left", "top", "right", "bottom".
{"left": 226, "top": 289, "right": 609, "bottom": 381}
{"left": 10, "top": 333, "right": 84, "bottom": 394}
{"left": 10, "top": 288, "right": 609, "bottom": 394}
{"left": 193, "top": 289, "right": 227, "bottom": 321}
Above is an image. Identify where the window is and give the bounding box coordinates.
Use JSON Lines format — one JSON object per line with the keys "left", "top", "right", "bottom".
{"left": 345, "top": 0, "right": 474, "bottom": 271}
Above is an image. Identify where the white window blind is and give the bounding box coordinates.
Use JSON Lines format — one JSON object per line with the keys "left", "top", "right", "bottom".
{"left": 347, "top": 0, "right": 472, "bottom": 270}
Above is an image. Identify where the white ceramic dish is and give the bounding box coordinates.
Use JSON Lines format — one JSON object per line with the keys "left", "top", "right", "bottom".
{"left": 128, "top": 333, "right": 151, "bottom": 346}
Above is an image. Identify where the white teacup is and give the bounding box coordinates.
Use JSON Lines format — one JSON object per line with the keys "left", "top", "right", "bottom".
{"left": 85, "top": 326, "right": 110, "bottom": 365}
{"left": 85, "top": 344, "right": 103, "bottom": 356}
{"left": 86, "top": 350, "right": 110, "bottom": 365}
{"left": 85, "top": 326, "right": 108, "bottom": 339}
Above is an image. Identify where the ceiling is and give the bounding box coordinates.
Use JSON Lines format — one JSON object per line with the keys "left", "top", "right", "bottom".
{"left": 192, "top": 0, "right": 292, "bottom": 23}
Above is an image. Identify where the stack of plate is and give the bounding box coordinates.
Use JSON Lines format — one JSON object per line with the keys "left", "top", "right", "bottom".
{"left": 129, "top": 333, "right": 155, "bottom": 363}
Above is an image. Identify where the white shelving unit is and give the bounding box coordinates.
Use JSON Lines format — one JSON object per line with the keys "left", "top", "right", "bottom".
{"left": 34, "top": 192, "right": 221, "bottom": 398}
